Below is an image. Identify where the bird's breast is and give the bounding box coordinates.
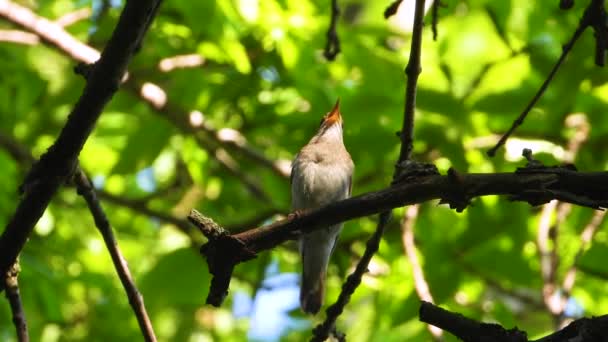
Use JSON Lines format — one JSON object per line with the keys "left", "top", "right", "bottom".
{"left": 291, "top": 156, "right": 352, "bottom": 210}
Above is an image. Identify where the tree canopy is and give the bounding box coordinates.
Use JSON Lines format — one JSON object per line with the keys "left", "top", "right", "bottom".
{"left": 1, "top": 0, "right": 608, "bottom": 341}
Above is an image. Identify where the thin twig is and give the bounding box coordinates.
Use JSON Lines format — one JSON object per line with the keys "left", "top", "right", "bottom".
{"left": 398, "top": 0, "right": 427, "bottom": 162}
{"left": 538, "top": 201, "right": 571, "bottom": 319}
{"left": 310, "top": 213, "right": 390, "bottom": 341}
{"left": 0, "top": 29, "right": 38, "bottom": 44}
{"left": 536, "top": 113, "right": 589, "bottom": 322}
{"left": 559, "top": 210, "right": 606, "bottom": 318}
{"left": 55, "top": 7, "right": 91, "bottom": 27}
{"left": 74, "top": 169, "right": 157, "bottom": 342}
{"left": 401, "top": 205, "right": 443, "bottom": 340}
{"left": 384, "top": 0, "right": 403, "bottom": 19}
{"left": 431, "top": 0, "right": 441, "bottom": 40}
{"left": 4, "top": 262, "right": 29, "bottom": 342}
{"left": 312, "top": 0, "right": 428, "bottom": 338}
{"left": 487, "top": 0, "right": 603, "bottom": 157}
{"left": 0, "top": 0, "right": 163, "bottom": 285}
{"left": 323, "top": 0, "right": 341, "bottom": 60}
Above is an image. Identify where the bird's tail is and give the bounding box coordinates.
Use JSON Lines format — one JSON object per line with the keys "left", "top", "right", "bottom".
{"left": 300, "top": 259, "right": 326, "bottom": 315}
{"left": 299, "top": 227, "right": 340, "bottom": 315}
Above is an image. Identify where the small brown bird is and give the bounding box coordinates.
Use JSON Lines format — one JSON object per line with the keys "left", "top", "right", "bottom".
{"left": 291, "top": 99, "right": 354, "bottom": 314}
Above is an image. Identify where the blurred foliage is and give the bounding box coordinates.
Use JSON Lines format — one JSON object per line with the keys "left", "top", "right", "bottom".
{"left": 1, "top": 0, "right": 608, "bottom": 341}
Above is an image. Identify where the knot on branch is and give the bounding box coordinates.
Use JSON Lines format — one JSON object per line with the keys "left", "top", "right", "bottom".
{"left": 18, "top": 154, "right": 77, "bottom": 195}
{"left": 74, "top": 62, "right": 96, "bottom": 80}
{"left": 392, "top": 160, "right": 439, "bottom": 185}
{"left": 513, "top": 149, "right": 591, "bottom": 207}
{"left": 440, "top": 167, "right": 471, "bottom": 212}
{"left": 188, "top": 209, "right": 256, "bottom": 306}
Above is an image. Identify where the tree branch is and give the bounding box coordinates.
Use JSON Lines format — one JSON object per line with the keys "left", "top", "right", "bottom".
{"left": 487, "top": 0, "right": 605, "bottom": 157}
{"left": 421, "top": 300, "right": 608, "bottom": 342}
{"left": 311, "top": 1, "right": 428, "bottom": 337}
{"left": 191, "top": 165, "right": 608, "bottom": 306}
{"left": 0, "top": 1, "right": 290, "bottom": 182}
{"left": 401, "top": 205, "right": 443, "bottom": 339}
{"left": 420, "top": 301, "right": 527, "bottom": 342}
{"left": 310, "top": 213, "right": 390, "bottom": 342}
{"left": 74, "top": 169, "right": 157, "bottom": 342}
{"left": 323, "top": 0, "right": 341, "bottom": 61}
{"left": 398, "top": 0, "right": 427, "bottom": 162}
{"left": 4, "top": 262, "right": 28, "bottom": 342}
{"left": 0, "top": 0, "right": 163, "bottom": 285}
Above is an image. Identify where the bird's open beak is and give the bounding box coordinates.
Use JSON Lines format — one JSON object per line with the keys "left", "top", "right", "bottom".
{"left": 324, "top": 99, "right": 342, "bottom": 125}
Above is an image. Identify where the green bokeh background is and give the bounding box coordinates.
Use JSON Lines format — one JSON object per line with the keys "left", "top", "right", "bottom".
{"left": 1, "top": 0, "right": 608, "bottom": 341}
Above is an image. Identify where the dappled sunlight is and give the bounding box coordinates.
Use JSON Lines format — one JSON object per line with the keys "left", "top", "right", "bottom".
{"left": 1, "top": 0, "right": 608, "bottom": 340}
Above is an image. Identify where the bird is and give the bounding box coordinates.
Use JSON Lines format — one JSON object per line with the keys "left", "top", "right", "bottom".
{"left": 290, "top": 99, "right": 354, "bottom": 314}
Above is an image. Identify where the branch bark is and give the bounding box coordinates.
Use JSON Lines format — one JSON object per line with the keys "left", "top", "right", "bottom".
{"left": 191, "top": 166, "right": 608, "bottom": 306}
{"left": 4, "top": 263, "right": 28, "bottom": 342}
{"left": 420, "top": 301, "right": 608, "bottom": 342}
{"left": 74, "top": 169, "right": 157, "bottom": 342}
{"left": 0, "top": 0, "right": 163, "bottom": 287}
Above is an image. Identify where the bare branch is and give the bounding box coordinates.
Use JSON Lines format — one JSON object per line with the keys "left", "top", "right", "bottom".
{"left": 4, "top": 262, "right": 29, "bottom": 342}
{"left": 310, "top": 213, "right": 390, "bottom": 342}
{"left": 55, "top": 7, "right": 91, "bottom": 27}
{"left": 0, "top": 29, "right": 38, "bottom": 44}
{"left": 420, "top": 301, "right": 527, "bottom": 341}
{"left": 323, "top": 0, "right": 341, "bottom": 61}
{"left": 401, "top": 205, "right": 443, "bottom": 339}
{"left": 0, "top": 0, "right": 163, "bottom": 283}
{"left": 74, "top": 169, "right": 157, "bottom": 342}
{"left": 421, "top": 301, "right": 608, "bottom": 342}
{"left": 487, "top": 0, "right": 605, "bottom": 157}
{"left": 384, "top": 0, "right": 403, "bottom": 19}
{"left": 193, "top": 165, "right": 608, "bottom": 306}
{"left": 398, "top": 0, "right": 427, "bottom": 162}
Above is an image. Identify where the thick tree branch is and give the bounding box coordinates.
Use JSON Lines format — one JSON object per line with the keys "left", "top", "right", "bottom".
{"left": 4, "top": 262, "right": 28, "bottom": 342}
{"left": 421, "top": 301, "right": 608, "bottom": 342}
{"left": 191, "top": 166, "right": 608, "bottom": 306}
{"left": 74, "top": 169, "right": 157, "bottom": 342}
{"left": 0, "top": 0, "right": 163, "bottom": 285}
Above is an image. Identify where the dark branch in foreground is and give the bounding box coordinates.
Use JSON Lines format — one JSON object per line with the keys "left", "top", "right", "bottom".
{"left": 4, "top": 263, "right": 28, "bottom": 342}
{"left": 74, "top": 169, "right": 157, "bottom": 342}
{"left": 310, "top": 213, "right": 390, "bottom": 342}
{"left": 190, "top": 165, "right": 608, "bottom": 306}
{"left": 419, "top": 301, "right": 608, "bottom": 342}
{"left": 398, "top": 0, "right": 427, "bottom": 162}
{"left": 0, "top": 0, "right": 162, "bottom": 288}
{"left": 384, "top": 0, "right": 403, "bottom": 19}
{"left": 488, "top": 0, "right": 606, "bottom": 157}
{"left": 323, "top": 0, "right": 341, "bottom": 60}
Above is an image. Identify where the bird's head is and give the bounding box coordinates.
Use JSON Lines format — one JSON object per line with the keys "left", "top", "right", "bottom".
{"left": 319, "top": 99, "right": 342, "bottom": 129}
{"left": 313, "top": 99, "right": 344, "bottom": 142}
